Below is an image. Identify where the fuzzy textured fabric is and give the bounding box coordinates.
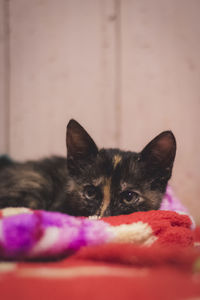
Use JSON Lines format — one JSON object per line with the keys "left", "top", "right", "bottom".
{"left": 0, "top": 207, "right": 195, "bottom": 260}
{"left": 161, "top": 186, "right": 190, "bottom": 214}
{"left": 0, "top": 207, "right": 200, "bottom": 300}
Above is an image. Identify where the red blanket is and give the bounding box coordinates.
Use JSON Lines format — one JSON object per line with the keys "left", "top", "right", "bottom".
{"left": 0, "top": 209, "right": 200, "bottom": 300}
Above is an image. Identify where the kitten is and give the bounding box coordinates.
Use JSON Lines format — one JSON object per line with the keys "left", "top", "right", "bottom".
{"left": 0, "top": 119, "right": 176, "bottom": 217}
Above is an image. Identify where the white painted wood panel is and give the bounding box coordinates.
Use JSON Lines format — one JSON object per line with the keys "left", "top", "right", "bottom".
{"left": 9, "top": 0, "right": 117, "bottom": 160}
{"left": 1, "top": 0, "right": 200, "bottom": 222}
{"left": 120, "top": 0, "right": 200, "bottom": 222}
{"left": 0, "top": 0, "right": 8, "bottom": 154}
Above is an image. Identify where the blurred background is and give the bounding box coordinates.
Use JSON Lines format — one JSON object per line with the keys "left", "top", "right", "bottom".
{"left": 0, "top": 0, "right": 199, "bottom": 222}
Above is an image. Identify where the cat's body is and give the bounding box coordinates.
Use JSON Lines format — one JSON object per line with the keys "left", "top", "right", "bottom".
{"left": 0, "top": 120, "right": 176, "bottom": 217}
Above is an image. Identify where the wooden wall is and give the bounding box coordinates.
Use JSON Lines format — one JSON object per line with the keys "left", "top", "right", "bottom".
{"left": 0, "top": 0, "right": 8, "bottom": 153}
{"left": 0, "top": 0, "right": 200, "bottom": 222}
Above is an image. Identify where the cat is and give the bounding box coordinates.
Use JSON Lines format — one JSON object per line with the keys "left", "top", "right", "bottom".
{"left": 0, "top": 119, "right": 176, "bottom": 217}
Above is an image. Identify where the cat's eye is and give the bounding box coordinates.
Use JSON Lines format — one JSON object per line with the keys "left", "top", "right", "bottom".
{"left": 84, "top": 185, "right": 98, "bottom": 199}
{"left": 120, "top": 190, "right": 139, "bottom": 204}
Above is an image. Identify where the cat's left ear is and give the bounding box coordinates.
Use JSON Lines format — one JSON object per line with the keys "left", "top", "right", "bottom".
{"left": 66, "top": 119, "right": 98, "bottom": 160}
{"left": 141, "top": 131, "right": 176, "bottom": 177}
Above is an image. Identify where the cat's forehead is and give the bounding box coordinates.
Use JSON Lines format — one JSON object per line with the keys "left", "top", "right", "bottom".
{"left": 87, "top": 149, "right": 144, "bottom": 206}
{"left": 95, "top": 149, "right": 139, "bottom": 178}
{"left": 98, "top": 148, "right": 138, "bottom": 164}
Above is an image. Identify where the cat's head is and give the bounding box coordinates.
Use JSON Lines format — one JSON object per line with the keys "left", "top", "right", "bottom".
{"left": 63, "top": 119, "right": 176, "bottom": 217}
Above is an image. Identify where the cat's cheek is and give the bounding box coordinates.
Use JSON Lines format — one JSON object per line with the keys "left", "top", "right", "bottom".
{"left": 65, "top": 179, "right": 77, "bottom": 192}
{"left": 142, "top": 191, "right": 163, "bottom": 210}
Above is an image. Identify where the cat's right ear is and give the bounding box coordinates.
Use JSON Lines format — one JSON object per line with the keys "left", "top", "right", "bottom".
{"left": 66, "top": 119, "right": 98, "bottom": 160}
{"left": 140, "top": 131, "right": 176, "bottom": 179}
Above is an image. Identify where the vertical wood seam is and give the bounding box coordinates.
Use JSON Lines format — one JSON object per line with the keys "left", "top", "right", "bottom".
{"left": 114, "top": 0, "right": 122, "bottom": 147}
{"left": 3, "top": 0, "right": 10, "bottom": 154}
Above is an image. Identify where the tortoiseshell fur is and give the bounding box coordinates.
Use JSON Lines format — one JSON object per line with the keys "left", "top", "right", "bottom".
{"left": 0, "top": 120, "right": 176, "bottom": 217}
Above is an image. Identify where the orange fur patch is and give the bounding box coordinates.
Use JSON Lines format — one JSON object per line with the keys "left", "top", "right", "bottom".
{"left": 100, "top": 178, "right": 111, "bottom": 217}
{"left": 113, "top": 155, "right": 122, "bottom": 169}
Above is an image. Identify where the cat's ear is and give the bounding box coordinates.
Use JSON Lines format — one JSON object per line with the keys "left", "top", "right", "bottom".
{"left": 66, "top": 119, "right": 98, "bottom": 160}
{"left": 141, "top": 131, "right": 176, "bottom": 175}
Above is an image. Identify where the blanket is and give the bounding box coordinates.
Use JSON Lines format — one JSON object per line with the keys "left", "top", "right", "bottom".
{"left": 0, "top": 207, "right": 200, "bottom": 300}
{"left": 0, "top": 207, "right": 195, "bottom": 260}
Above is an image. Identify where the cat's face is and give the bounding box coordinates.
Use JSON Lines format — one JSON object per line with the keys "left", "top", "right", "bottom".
{"left": 63, "top": 120, "right": 176, "bottom": 217}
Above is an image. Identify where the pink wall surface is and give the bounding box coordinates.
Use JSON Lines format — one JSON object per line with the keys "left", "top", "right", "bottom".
{"left": 0, "top": 0, "right": 199, "bottom": 222}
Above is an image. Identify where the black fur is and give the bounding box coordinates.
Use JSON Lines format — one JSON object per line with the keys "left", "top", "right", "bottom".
{"left": 0, "top": 119, "right": 176, "bottom": 217}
